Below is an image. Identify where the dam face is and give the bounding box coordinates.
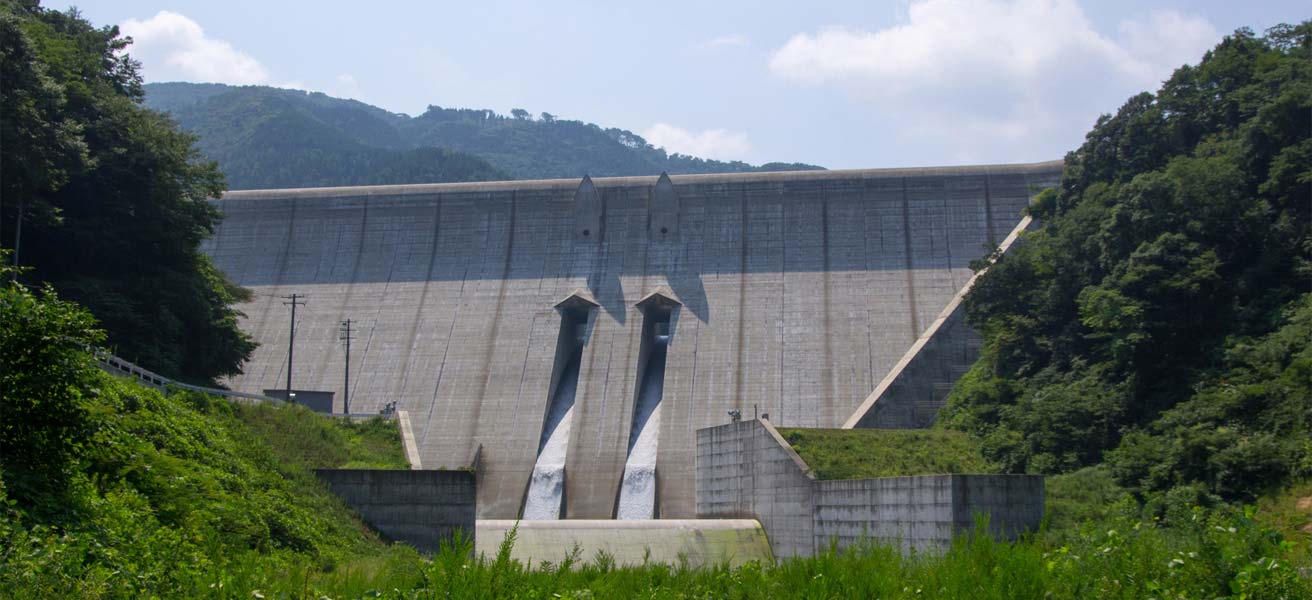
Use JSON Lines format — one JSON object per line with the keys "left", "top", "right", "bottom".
{"left": 203, "top": 161, "right": 1062, "bottom": 519}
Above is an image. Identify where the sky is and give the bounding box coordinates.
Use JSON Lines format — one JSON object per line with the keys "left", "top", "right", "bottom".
{"left": 50, "top": 0, "right": 1308, "bottom": 169}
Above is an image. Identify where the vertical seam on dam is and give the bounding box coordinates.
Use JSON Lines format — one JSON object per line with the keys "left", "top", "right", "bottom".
{"left": 257, "top": 196, "right": 298, "bottom": 384}
{"left": 422, "top": 253, "right": 471, "bottom": 442}
{"left": 507, "top": 312, "right": 540, "bottom": 438}
{"left": 393, "top": 198, "right": 443, "bottom": 401}
{"left": 734, "top": 187, "right": 748, "bottom": 411}
{"left": 821, "top": 184, "right": 835, "bottom": 424}
{"left": 941, "top": 184, "right": 956, "bottom": 292}
{"left": 900, "top": 177, "right": 920, "bottom": 340}
{"left": 779, "top": 199, "right": 788, "bottom": 425}
{"left": 314, "top": 200, "right": 371, "bottom": 387}
{"left": 468, "top": 191, "right": 517, "bottom": 449}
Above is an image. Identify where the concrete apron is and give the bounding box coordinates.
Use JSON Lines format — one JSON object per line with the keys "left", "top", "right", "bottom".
{"left": 474, "top": 519, "right": 772, "bottom": 568}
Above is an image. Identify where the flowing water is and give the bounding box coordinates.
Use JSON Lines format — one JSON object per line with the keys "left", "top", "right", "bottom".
{"left": 616, "top": 336, "right": 668, "bottom": 519}
{"left": 522, "top": 348, "right": 581, "bottom": 520}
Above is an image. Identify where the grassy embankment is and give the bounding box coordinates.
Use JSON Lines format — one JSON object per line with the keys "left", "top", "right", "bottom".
{"left": 235, "top": 401, "right": 408, "bottom": 471}
{"left": 777, "top": 427, "right": 996, "bottom": 479}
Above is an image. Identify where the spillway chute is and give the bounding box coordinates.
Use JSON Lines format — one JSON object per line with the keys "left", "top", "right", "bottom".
{"left": 617, "top": 290, "right": 680, "bottom": 519}
{"left": 522, "top": 291, "right": 596, "bottom": 519}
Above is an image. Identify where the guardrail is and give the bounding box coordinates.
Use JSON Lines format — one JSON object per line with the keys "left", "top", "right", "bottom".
{"left": 93, "top": 349, "right": 284, "bottom": 405}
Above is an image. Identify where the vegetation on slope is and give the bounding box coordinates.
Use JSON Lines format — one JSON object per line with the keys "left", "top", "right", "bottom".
{"left": 145, "top": 82, "right": 824, "bottom": 188}
{"left": 778, "top": 428, "right": 996, "bottom": 480}
{"left": 0, "top": 1, "right": 253, "bottom": 383}
{"left": 237, "top": 404, "right": 408, "bottom": 471}
{"left": 941, "top": 23, "right": 1312, "bottom": 517}
{"left": 0, "top": 266, "right": 410, "bottom": 597}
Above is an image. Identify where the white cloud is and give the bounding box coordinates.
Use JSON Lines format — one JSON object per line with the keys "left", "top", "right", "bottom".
{"left": 1119, "top": 11, "right": 1218, "bottom": 74}
{"left": 330, "top": 73, "right": 365, "bottom": 101}
{"left": 706, "top": 34, "right": 751, "bottom": 48}
{"left": 643, "top": 123, "right": 753, "bottom": 161}
{"left": 120, "top": 11, "right": 268, "bottom": 84}
{"left": 768, "top": 0, "right": 1218, "bottom": 162}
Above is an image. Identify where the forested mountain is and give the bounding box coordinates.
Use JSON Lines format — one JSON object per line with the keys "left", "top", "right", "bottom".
{"left": 942, "top": 23, "right": 1311, "bottom": 516}
{"left": 144, "top": 82, "right": 823, "bottom": 189}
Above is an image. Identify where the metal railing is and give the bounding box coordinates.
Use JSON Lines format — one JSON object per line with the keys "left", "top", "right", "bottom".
{"left": 92, "top": 349, "right": 283, "bottom": 405}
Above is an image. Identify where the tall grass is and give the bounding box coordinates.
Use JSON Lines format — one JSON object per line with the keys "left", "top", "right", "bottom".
{"left": 10, "top": 508, "right": 1299, "bottom": 599}
{"left": 234, "top": 403, "right": 408, "bottom": 471}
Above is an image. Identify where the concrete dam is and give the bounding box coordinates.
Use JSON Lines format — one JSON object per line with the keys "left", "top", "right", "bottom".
{"left": 203, "top": 160, "right": 1063, "bottom": 520}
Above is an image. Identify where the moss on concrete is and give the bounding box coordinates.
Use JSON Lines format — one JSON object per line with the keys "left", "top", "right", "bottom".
{"left": 777, "top": 428, "right": 996, "bottom": 480}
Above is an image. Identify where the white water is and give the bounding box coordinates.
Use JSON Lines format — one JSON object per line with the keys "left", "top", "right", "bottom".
{"left": 522, "top": 349, "right": 581, "bottom": 520}
{"left": 616, "top": 337, "right": 668, "bottom": 520}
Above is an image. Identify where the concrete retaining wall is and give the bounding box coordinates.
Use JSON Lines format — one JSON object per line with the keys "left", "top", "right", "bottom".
{"left": 476, "top": 519, "right": 772, "bottom": 567}
{"left": 696, "top": 420, "right": 816, "bottom": 558}
{"left": 315, "top": 469, "right": 475, "bottom": 553}
{"left": 207, "top": 161, "right": 1062, "bottom": 518}
{"left": 696, "top": 420, "right": 1044, "bottom": 557}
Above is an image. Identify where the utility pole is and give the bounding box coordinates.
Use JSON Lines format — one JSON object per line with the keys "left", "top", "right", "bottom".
{"left": 339, "top": 318, "right": 354, "bottom": 414}
{"left": 281, "top": 294, "right": 305, "bottom": 403}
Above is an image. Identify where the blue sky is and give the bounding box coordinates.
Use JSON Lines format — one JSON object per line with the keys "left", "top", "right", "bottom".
{"left": 52, "top": 1, "right": 1307, "bottom": 169}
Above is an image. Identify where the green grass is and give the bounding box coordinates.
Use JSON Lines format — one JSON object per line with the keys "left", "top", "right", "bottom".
{"left": 234, "top": 402, "right": 409, "bottom": 470}
{"left": 777, "top": 428, "right": 997, "bottom": 480}
{"left": 17, "top": 510, "right": 1301, "bottom": 599}
{"left": 1255, "top": 479, "right": 1312, "bottom": 562}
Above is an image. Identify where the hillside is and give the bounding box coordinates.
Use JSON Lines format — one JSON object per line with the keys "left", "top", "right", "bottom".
{"left": 144, "top": 82, "right": 823, "bottom": 189}
{"left": 941, "top": 23, "right": 1312, "bottom": 520}
{"left": 0, "top": 270, "right": 413, "bottom": 597}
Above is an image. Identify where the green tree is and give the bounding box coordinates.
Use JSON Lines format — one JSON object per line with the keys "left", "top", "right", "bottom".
{"left": 941, "top": 23, "right": 1312, "bottom": 505}
{"left": 0, "top": 256, "right": 103, "bottom": 505}
{"left": 0, "top": 7, "right": 88, "bottom": 271}
{"left": 0, "top": 2, "right": 254, "bottom": 383}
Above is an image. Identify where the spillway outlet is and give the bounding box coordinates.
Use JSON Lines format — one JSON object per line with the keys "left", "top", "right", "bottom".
{"left": 616, "top": 299, "right": 676, "bottom": 519}
{"left": 521, "top": 298, "right": 593, "bottom": 519}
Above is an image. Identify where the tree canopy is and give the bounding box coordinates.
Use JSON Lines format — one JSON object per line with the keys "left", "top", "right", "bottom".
{"left": 941, "top": 23, "right": 1312, "bottom": 513}
{"left": 0, "top": 1, "right": 254, "bottom": 383}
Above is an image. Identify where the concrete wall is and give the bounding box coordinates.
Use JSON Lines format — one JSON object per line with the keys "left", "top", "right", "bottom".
{"left": 315, "top": 469, "right": 475, "bottom": 553}
{"left": 813, "top": 475, "right": 1044, "bottom": 552}
{"left": 206, "top": 161, "right": 1062, "bottom": 519}
{"left": 696, "top": 419, "right": 817, "bottom": 558}
{"left": 696, "top": 420, "right": 1044, "bottom": 557}
{"left": 476, "top": 519, "right": 772, "bottom": 567}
